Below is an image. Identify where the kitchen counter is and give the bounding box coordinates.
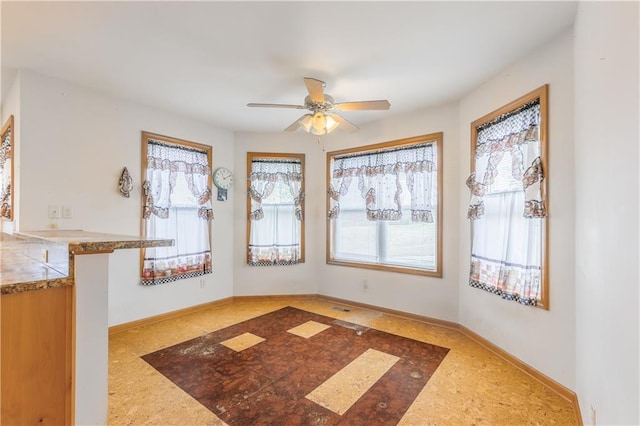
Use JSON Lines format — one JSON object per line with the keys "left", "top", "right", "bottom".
{"left": 0, "top": 230, "right": 173, "bottom": 295}
{"left": 0, "top": 232, "right": 70, "bottom": 294}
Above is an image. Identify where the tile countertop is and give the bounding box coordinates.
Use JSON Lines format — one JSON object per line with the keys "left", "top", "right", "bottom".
{"left": 0, "top": 230, "right": 173, "bottom": 295}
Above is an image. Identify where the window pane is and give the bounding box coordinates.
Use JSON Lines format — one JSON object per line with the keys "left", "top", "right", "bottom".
{"left": 385, "top": 216, "right": 437, "bottom": 269}
{"left": 141, "top": 132, "right": 213, "bottom": 286}
{"left": 263, "top": 181, "right": 294, "bottom": 204}
{"left": 487, "top": 151, "right": 523, "bottom": 194}
{"left": 327, "top": 133, "right": 442, "bottom": 276}
{"left": 468, "top": 87, "right": 548, "bottom": 307}
{"left": 334, "top": 209, "right": 378, "bottom": 262}
{"left": 170, "top": 172, "right": 198, "bottom": 207}
{"left": 247, "top": 153, "right": 305, "bottom": 265}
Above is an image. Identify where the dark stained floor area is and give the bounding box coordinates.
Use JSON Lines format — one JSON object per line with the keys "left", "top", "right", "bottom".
{"left": 142, "top": 306, "right": 449, "bottom": 425}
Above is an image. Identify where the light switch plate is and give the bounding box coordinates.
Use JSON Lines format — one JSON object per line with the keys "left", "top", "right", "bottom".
{"left": 62, "top": 205, "right": 72, "bottom": 219}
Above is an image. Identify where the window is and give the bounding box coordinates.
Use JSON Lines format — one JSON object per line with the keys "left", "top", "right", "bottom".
{"left": 0, "top": 115, "right": 14, "bottom": 220}
{"left": 466, "top": 85, "right": 548, "bottom": 308}
{"left": 247, "top": 153, "right": 305, "bottom": 266}
{"left": 327, "top": 133, "right": 442, "bottom": 276}
{"left": 141, "top": 132, "right": 214, "bottom": 285}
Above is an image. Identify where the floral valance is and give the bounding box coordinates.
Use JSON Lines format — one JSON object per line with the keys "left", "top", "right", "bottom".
{"left": 466, "top": 99, "right": 546, "bottom": 220}
{"left": 143, "top": 140, "right": 213, "bottom": 221}
{"left": 328, "top": 143, "right": 436, "bottom": 222}
{"left": 146, "top": 140, "right": 211, "bottom": 175}
{"left": 248, "top": 159, "right": 303, "bottom": 221}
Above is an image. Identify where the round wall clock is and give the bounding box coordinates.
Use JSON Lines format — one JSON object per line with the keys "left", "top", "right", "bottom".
{"left": 213, "top": 167, "right": 233, "bottom": 190}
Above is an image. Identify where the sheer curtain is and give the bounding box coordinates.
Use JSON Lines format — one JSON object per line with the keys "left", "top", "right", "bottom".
{"left": 248, "top": 158, "right": 303, "bottom": 266}
{"left": 0, "top": 119, "right": 12, "bottom": 219}
{"left": 466, "top": 100, "right": 546, "bottom": 305}
{"left": 328, "top": 143, "right": 436, "bottom": 223}
{"left": 142, "top": 140, "right": 213, "bottom": 285}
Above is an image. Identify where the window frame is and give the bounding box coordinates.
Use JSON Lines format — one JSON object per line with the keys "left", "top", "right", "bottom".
{"left": 246, "top": 152, "right": 306, "bottom": 265}
{"left": 140, "top": 131, "right": 213, "bottom": 278}
{"left": 326, "top": 133, "right": 443, "bottom": 277}
{"left": 470, "top": 85, "right": 549, "bottom": 309}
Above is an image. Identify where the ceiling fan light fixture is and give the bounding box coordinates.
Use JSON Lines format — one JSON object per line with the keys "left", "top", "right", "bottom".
{"left": 311, "top": 112, "right": 327, "bottom": 134}
{"left": 309, "top": 111, "right": 340, "bottom": 135}
{"left": 325, "top": 115, "right": 339, "bottom": 133}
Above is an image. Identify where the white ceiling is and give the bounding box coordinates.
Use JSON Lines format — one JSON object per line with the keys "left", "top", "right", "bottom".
{"left": 1, "top": 1, "right": 578, "bottom": 133}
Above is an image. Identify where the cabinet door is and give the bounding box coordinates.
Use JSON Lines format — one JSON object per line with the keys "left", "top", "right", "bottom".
{"left": 1, "top": 286, "right": 73, "bottom": 425}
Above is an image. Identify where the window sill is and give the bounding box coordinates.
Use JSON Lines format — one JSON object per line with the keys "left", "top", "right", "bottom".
{"left": 327, "top": 258, "right": 442, "bottom": 278}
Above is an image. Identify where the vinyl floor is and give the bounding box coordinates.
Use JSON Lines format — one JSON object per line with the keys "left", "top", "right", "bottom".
{"left": 108, "top": 297, "right": 578, "bottom": 425}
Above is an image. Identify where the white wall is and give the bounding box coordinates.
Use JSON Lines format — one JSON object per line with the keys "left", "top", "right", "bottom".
{"left": 316, "top": 103, "right": 461, "bottom": 322}
{"left": 457, "top": 31, "right": 576, "bottom": 388}
{"left": 17, "top": 70, "right": 235, "bottom": 326}
{"left": 232, "top": 131, "right": 323, "bottom": 296}
{"left": 574, "top": 2, "right": 639, "bottom": 424}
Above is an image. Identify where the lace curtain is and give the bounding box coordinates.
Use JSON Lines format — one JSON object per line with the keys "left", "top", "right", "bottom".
{"left": 141, "top": 140, "right": 213, "bottom": 285}
{"left": 0, "top": 122, "right": 12, "bottom": 219}
{"left": 466, "top": 99, "right": 546, "bottom": 305}
{"left": 328, "top": 143, "right": 436, "bottom": 222}
{"left": 248, "top": 159, "right": 304, "bottom": 266}
{"left": 466, "top": 100, "right": 545, "bottom": 219}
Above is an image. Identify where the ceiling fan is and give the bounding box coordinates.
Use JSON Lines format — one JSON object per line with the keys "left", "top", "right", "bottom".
{"left": 247, "top": 77, "right": 391, "bottom": 135}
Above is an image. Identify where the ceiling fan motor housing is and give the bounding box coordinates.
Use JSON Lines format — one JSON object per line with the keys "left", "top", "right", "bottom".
{"left": 304, "top": 94, "right": 335, "bottom": 113}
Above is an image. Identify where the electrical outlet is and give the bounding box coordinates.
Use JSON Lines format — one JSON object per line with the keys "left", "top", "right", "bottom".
{"left": 200, "top": 278, "right": 206, "bottom": 288}
{"left": 590, "top": 405, "right": 596, "bottom": 426}
{"left": 363, "top": 279, "right": 369, "bottom": 291}
{"left": 62, "top": 205, "right": 73, "bottom": 219}
{"left": 48, "top": 205, "right": 61, "bottom": 219}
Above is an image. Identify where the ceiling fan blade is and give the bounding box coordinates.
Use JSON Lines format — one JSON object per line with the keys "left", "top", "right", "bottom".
{"left": 247, "top": 103, "right": 306, "bottom": 109}
{"left": 331, "top": 114, "right": 359, "bottom": 132}
{"left": 304, "top": 77, "right": 325, "bottom": 103}
{"left": 284, "top": 119, "right": 301, "bottom": 132}
{"left": 334, "top": 100, "right": 391, "bottom": 111}
{"left": 284, "top": 114, "right": 313, "bottom": 132}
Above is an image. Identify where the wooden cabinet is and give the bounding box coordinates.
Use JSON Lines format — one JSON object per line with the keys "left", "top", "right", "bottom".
{"left": 1, "top": 285, "right": 73, "bottom": 425}
{"left": 0, "top": 230, "right": 171, "bottom": 424}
